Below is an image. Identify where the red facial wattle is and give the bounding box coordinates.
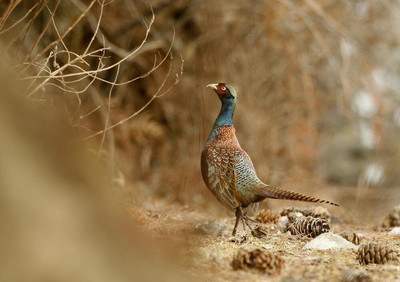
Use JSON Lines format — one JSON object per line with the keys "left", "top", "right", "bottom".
{"left": 217, "top": 84, "right": 229, "bottom": 95}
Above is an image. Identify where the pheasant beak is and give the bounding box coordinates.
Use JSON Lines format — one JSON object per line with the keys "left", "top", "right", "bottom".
{"left": 206, "top": 83, "right": 218, "bottom": 90}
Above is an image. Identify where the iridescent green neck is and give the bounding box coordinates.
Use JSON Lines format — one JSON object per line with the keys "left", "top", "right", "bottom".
{"left": 206, "top": 99, "right": 236, "bottom": 144}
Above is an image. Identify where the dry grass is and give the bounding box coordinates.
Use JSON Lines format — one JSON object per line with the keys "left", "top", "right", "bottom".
{"left": 137, "top": 198, "right": 400, "bottom": 282}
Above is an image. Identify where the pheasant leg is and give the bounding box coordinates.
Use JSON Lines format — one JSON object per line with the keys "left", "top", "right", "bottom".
{"left": 233, "top": 207, "right": 244, "bottom": 236}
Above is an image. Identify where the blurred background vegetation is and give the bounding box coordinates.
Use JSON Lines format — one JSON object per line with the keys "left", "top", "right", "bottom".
{"left": 2, "top": 0, "right": 400, "bottom": 224}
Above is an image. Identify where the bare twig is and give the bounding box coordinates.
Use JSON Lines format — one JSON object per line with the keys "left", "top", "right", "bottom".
{"left": 99, "top": 63, "right": 120, "bottom": 153}
{"left": 5, "top": 0, "right": 49, "bottom": 57}
{"left": 83, "top": 53, "right": 184, "bottom": 140}
{"left": 24, "top": 0, "right": 61, "bottom": 62}
{"left": 0, "top": 2, "right": 37, "bottom": 35}
{"left": 0, "top": 0, "right": 21, "bottom": 30}
{"left": 28, "top": 0, "right": 97, "bottom": 66}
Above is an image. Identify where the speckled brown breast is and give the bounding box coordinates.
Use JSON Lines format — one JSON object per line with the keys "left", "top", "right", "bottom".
{"left": 201, "top": 126, "right": 262, "bottom": 210}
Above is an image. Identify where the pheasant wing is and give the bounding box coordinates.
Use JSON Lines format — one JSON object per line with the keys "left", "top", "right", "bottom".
{"left": 204, "top": 147, "right": 241, "bottom": 211}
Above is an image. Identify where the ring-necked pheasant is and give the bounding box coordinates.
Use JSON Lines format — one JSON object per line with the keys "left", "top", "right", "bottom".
{"left": 201, "top": 83, "right": 338, "bottom": 236}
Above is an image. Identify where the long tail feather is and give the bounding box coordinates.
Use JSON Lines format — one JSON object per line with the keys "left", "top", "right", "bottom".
{"left": 257, "top": 184, "right": 339, "bottom": 206}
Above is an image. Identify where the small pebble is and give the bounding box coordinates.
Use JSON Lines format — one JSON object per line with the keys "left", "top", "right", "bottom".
{"left": 194, "top": 221, "right": 226, "bottom": 236}
{"left": 277, "top": 216, "right": 290, "bottom": 233}
{"left": 388, "top": 227, "right": 400, "bottom": 236}
{"left": 303, "top": 232, "right": 357, "bottom": 250}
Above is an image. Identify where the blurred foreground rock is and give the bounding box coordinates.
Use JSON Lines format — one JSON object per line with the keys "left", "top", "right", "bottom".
{"left": 0, "top": 59, "right": 188, "bottom": 282}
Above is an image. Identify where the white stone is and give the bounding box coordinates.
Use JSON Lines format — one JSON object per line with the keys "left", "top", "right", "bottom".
{"left": 277, "top": 216, "right": 289, "bottom": 233}
{"left": 352, "top": 90, "right": 377, "bottom": 118}
{"left": 389, "top": 227, "right": 400, "bottom": 236}
{"left": 303, "top": 232, "right": 357, "bottom": 250}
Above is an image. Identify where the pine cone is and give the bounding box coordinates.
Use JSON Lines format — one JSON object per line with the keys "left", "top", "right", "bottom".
{"left": 280, "top": 207, "right": 304, "bottom": 217}
{"left": 287, "top": 216, "right": 330, "bottom": 238}
{"left": 339, "top": 231, "right": 362, "bottom": 245}
{"left": 357, "top": 242, "right": 399, "bottom": 265}
{"left": 341, "top": 269, "right": 372, "bottom": 282}
{"left": 310, "top": 206, "right": 331, "bottom": 221}
{"left": 382, "top": 204, "right": 400, "bottom": 228}
{"left": 256, "top": 209, "right": 280, "bottom": 224}
{"left": 281, "top": 206, "right": 331, "bottom": 223}
{"left": 232, "top": 246, "right": 284, "bottom": 274}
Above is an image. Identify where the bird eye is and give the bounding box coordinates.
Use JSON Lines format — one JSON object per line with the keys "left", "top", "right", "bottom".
{"left": 221, "top": 86, "right": 226, "bottom": 91}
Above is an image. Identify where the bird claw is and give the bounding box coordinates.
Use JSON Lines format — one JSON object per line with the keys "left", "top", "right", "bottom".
{"left": 233, "top": 207, "right": 261, "bottom": 236}
{"left": 243, "top": 213, "right": 257, "bottom": 223}
{"left": 251, "top": 225, "right": 268, "bottom": 238}
{"left": 242, "top": 213, "right": 268, "bottom": 238}
{"left": 228, "top": 234, "right": 247, "bottom": 244}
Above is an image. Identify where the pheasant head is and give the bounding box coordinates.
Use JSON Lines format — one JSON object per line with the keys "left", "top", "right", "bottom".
{"left": 207, "top": 83, "right": 237, "bottom": 129}
{"left": 207, "top": 83, "right": 237, "bottom": 103}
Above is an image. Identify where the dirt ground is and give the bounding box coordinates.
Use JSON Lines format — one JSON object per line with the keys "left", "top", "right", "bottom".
{"left": 129, "top": 188, "right": 400, "bottom": 282}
